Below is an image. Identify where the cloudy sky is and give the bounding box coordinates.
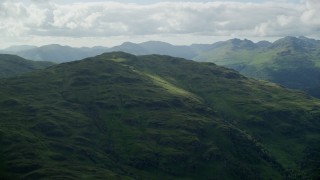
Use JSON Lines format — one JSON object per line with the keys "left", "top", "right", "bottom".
{"left": 0, "top": 0, "right": 319, "bottom": 48}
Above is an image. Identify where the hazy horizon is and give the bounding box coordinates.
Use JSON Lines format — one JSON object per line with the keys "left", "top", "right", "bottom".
{"left": 2, "top": 35, "right": 319, "bottom": 50}
{"left": 0, "top": 0, "right": 319, "bottom": 48}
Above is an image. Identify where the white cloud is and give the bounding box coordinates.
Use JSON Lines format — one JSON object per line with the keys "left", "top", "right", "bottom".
{"left": 0, "top": 0, "right": 319, "bottom": 47}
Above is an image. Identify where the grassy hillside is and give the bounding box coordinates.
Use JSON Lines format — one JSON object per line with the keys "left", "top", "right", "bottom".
{"left": 0, "top": 52, "right": 319, "bottom": 179}
{"left": 0, "top": 54, "right": 54, "bottom": 78}
{"left": 194, "top": 36, "right": 320, "bottom": 98}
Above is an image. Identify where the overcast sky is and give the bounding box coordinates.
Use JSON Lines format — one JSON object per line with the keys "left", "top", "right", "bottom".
{"left": 0, "top": 0, "right": 319, "bottom": 48}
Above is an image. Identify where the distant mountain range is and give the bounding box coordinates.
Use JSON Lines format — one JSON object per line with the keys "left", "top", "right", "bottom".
{"left": 2, "top": 36, "right": 320, "bottom": 98}
{"left": 193, "top": 36, "right": 320, "bottom": 98}
{"left": 1, "top": 52, "right": 320, "bottom": 179}
{"left": 108, "top": 41, "right": 197, "bottom": 59}
{"left": 1, "top": 41, "right": 196, "bottom": 63}
{"left": 0, "top": 45, "right": 109, "bottom": 63}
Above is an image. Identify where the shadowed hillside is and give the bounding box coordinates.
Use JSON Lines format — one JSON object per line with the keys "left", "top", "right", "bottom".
{"left": 0, "top": 52, "right": 319, "bottom": 179}
{"left": 0, "top": 54, "right": 54, "bottom": 78}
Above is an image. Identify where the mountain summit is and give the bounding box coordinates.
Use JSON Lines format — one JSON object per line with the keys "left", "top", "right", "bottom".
{"left": 0, "top": 52, "right": 319, "bottom": 179}
{"left": 194, "top": 36, "right": 320, "bottom": 98}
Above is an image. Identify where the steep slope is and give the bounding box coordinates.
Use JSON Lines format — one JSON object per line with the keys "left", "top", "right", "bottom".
{"left": 0, "top": 54, "right": 54, "bottom": 77}
{"left": 194, "top": 38, "right": 261, "bottom": 66}
{"left": 194, "top": 36, "right": 320, "bottom": 98}
{"left": 0, "top": 52, "right": 320, "bottom": 179}
{"left": 126, "top": 53, "right": 320, "bottom": 177}
{"left": 263, "top": 37, "right": 320, "bottom": 97}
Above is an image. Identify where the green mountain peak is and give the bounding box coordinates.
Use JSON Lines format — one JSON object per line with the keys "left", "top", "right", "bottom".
{"left": 1, "top": 52, "right": 319, "bottom": 179}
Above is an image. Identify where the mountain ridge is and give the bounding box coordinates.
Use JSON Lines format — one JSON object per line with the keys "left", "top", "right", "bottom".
{"left": 0, "top": 52, "right": 319, "bottom": 179}
{"left": 0, "top": 54, "right": 54, "bottom": 77}
{"left": 193, "top": 36, "right": 320, "bottom": 98}
{"left": 2, "top": 36, "right": 320, "bottom": 98}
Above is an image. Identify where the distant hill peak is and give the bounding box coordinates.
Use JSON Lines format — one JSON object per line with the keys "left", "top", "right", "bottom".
{"left": 140, "top": 41, "right": 173, "bottom": 46}
{"left": 256, "top": 40, "right": 272, "bottom": 48}
{"left": 224, "top": 38, "right": 257, "bottom": 49}
{"left": 120, "top": 42, "right": 139, "bottom": 46}
{"left": 271, "top": 36, "right": 317, "bottom": 50}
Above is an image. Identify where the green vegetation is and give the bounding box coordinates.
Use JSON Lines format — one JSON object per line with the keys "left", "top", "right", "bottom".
{"left": 194, "top": 36, "right": 320, "bottom": 98}
{"left": 4, "top": 37, "right": 320, "bottom": 99}
{"left": 0, "top": 54, "right": 54, "bottom": 78}
{"left": 0, "top": 52, "right": 320, "bottom": 179}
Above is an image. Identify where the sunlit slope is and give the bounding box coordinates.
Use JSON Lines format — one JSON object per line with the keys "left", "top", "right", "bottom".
{"left": 0, "top": 52, "right": 319, "bottom": 179}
